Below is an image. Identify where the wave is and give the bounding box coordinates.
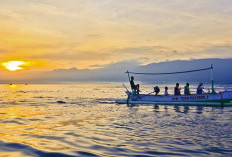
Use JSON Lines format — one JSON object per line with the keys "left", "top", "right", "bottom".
{"left": 0, "top": 141, "right": 99, "bottom": 157}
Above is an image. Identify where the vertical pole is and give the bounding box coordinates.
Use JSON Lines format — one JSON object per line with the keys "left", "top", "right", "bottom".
{"left": 126, "top": 70, "right": 132, "bottom": 91}
{"left": 127, "top": 70, "right": 131, "bottom": 82}
{"left": 211, "top": 64, "right": 216, "bottom": 94}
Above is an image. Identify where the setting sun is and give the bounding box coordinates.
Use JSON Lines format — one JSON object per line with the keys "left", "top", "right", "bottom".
{"left": 2, "top": 61, "right": 26, "bottom": 71}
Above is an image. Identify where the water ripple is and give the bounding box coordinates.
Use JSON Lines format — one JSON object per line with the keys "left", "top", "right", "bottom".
{"left": 0, "top": 84, "right": 232, "bottom": 156}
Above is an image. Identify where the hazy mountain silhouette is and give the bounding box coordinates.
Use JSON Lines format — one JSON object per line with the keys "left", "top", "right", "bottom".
{"left": 38, "top": 58, "right": 232, "bottom": 84}
{"left": 1, "top": 58, "right": 232, "bottom": 84}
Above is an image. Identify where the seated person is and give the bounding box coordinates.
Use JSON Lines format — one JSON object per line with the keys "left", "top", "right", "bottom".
{"left": 164, "top": 86, "right": 169, "bottom": 96}
{"left": 197, "top": 82, "right": 204, "bottom": 94}
{"left": 154, "top": 86, "right": 160, "bottom": 95}
{"left": 184, "top": 83, "right": 191, "bottom": 95}
{"left": 174, "top": 83, "right": 181, "bottom": 95}
{"left": 130, "top": 76, "right": 140, "bottom": 95}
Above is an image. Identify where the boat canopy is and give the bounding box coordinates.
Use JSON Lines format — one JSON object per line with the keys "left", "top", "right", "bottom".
{"left": 126, "top": 65, "right": 213, "bottom": 75}
{"left": 125, "top": 65, "right": 216, "bottom": 93}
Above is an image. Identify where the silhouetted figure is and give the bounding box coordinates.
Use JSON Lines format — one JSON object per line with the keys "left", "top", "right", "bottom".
{"left": 164, "top": 86, "right": 169, "bottom": 96}
{"left": 154, "top": 86, "right": 160, "bottom": 95}
{"left": 174, "top": 83, "right": 181, "bottom": 95}
{"left": 130, "top": 76, "right": 140, "bottom": 95}
{"left": 184, "top": 83, "right": 191, "bottom": 95}
{"left": 197, "top": 82, "right": 204, "bottom": 94}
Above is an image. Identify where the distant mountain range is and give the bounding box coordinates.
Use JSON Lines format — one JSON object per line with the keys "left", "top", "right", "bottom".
{"left": 2, "top": 58, "right": 232, "bottom": 84}
{"left": 36, "top": 58, "right": 232, "bottom": 84}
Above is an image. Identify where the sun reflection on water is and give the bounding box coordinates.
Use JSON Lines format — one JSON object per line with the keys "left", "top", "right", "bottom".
{"left": 8, "top": 84, "right": 18, "bottom": 88}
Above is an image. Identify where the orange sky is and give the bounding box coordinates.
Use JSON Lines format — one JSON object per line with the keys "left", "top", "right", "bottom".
{"left": 0, "top": 0, "right": 232, "bottom": 73}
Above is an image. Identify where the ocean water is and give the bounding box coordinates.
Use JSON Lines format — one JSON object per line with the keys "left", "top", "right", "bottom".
{"left": 0, "top": 83, "right": 232, "bottom": 157}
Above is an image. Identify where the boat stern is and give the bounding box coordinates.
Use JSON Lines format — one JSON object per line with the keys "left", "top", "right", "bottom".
{"left": 221, "top": 91, "right": 232, "bottom": 102}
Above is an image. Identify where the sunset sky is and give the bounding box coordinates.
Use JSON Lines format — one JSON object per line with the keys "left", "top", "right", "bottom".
{"left": 0, "top": 0, "right": 232, "bottom": 73}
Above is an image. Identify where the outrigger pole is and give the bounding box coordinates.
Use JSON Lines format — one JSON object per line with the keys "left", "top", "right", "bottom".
{"left": 126, "top": 65, "right": 216, "bottom": 94}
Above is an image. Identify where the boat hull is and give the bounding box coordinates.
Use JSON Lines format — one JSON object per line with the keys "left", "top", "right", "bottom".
{"left": 128, "top": 91, "right": 232, "bottom": 103}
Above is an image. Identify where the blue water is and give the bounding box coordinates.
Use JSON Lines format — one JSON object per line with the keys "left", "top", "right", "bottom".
{"left": 0, "top": 83, "right": 232, "bottom": 156}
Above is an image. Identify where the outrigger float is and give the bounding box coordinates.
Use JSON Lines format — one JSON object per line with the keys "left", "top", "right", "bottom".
{"left": 116, "top": 65, "right": 232, "bottom": 106}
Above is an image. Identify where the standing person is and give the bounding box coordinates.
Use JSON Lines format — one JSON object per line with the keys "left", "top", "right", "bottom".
{"left": 164, "top": 86, "right": 169, "bottom": 96}
{"left": 184, "top": 83, "right": 191, "bottom": 95}
{"left": 130, "top": 76, "right": 140, "bottom": 95}
{"left": 197, "top": 82, "right": 204, "bottom": 94}
{"left": 174, "top": 83, "right": 181, "bottom": 95}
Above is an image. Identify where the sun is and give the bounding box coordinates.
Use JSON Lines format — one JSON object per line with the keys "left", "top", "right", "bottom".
{"left": 2, "top": 61, "right": 26, "bottom": 71}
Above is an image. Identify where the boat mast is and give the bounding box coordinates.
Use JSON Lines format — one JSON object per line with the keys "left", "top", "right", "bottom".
{"left": 126, "top": 70, "right": 132, "bottom": 91}
{"left": 126, "top": 70, "right": 131, "bottom": 82}
{"left": 211, "top": 64, "right": 216, "bottom": 94}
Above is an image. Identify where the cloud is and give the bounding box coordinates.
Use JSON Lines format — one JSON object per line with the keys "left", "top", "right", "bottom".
{"left": 89, "top": 64, "right": 105, "bottom": 68}
{"left": 203, "top": 44, "right": 232, "bottom": 58}
{"left": 0, "top": 47, "right": 5, "bottom": 54}
{"left": 85, "top": 34, "right": 103, "bottom": 38}
{"left": 21, "top": 42, "right": 232, "bottom": 70}
{"left": 0, "top": 0, "right": 232, "bottom": 70}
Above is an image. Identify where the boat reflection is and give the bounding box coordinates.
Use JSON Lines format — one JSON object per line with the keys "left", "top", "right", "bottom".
{"left": 125, "top": 103, "right": 226, "bottom": 115}
{"left": 184, "top": 106, "right": 190, "bottom": 113}
{"left": 196, "top": 106, "right": 204, "bottom": 114}
{"left": 153, "top": 105, "right": 159, "bottom": 112}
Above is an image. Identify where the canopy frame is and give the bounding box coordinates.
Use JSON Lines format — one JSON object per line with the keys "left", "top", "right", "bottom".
{"left": 126, "top": 64, "right": 216, "bottom": 93}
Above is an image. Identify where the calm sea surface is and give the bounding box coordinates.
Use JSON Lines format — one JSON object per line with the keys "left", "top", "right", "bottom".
{"left": 0, "top": 83, "right": 232, "bottom": 157}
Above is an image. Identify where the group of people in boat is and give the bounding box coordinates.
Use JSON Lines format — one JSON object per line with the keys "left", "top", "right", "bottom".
{"left": 130, "top": 76, "right": 205, "bottom": 96}
{"left": 171, "top": 82, "right": 204, "bottom": 95}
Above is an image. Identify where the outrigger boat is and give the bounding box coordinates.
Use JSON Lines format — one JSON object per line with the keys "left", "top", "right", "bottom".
{"left": 116, "top": 65, "right": 232, "bottom": 106}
